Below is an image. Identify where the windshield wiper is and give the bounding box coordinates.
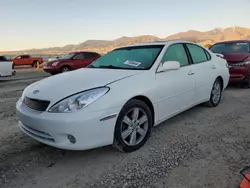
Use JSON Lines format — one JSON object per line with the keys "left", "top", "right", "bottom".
{"left": 98, "top": 65, "right": 124, "bottom": 69}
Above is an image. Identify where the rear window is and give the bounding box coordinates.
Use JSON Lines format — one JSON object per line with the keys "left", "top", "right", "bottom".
{"left": 210, "top": 42, "right": 250, "bottom": 54}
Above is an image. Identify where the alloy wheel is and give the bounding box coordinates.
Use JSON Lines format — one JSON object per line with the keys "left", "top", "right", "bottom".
{"left": 121, "top": 107, "right": 149, "bottom": 146}
{"left": 62, "top": 67, "right": 70, "bottom": 72}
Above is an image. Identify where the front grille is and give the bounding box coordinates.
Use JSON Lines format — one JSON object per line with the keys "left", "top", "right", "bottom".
{"left": 23, "top": 97, "right": 50, "bottom": 111}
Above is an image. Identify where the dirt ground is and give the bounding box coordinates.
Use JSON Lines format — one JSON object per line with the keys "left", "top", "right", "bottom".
{"left": 0, "top": 69, "right": 249, "bottom": 188}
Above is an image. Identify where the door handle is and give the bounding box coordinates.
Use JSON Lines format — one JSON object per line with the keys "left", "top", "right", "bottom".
{"left": 212, "top": 65, "right": 217, "bottom": 69}
{"left": 188, "top": 71, "right": 195, "bottom": 75}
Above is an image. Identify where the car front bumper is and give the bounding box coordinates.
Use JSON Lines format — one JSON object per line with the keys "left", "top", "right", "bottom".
{"left": 229, "top": 66, "right": 249, "bottom": 83}
{"left": 43, "top": 66, "right": 59, "bottom": 74}
{"left": 16, "top": 99, "right": 121, "bottom": 150}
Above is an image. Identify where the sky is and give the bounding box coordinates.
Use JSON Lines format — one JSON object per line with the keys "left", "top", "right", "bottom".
{"left": 0, "top": 0, "right": 249, "bottom": 51}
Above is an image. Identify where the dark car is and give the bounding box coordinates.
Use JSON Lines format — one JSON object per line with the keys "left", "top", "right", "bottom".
{"left": 209, "top": 40, "right": 250, "bottom": 88}
{"left": 43, "top": 51, "right": 101, "bottom": 75}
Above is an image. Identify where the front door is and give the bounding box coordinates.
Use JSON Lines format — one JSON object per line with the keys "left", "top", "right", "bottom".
{"left": 72, "top": 53, "right": 86, "bottom": 69}
{"left": 155, "top": 43, "right": 196, "bottom": 121}
{"left": 20, "top": 55, "right": 30, "bottom": 65}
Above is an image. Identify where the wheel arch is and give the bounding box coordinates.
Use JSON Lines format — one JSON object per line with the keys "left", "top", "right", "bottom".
{"left": 60, "top": 64, "right": 71, "bottom": 70}
{"left": 128, "top": 95, "right": 155, "bottom": 125}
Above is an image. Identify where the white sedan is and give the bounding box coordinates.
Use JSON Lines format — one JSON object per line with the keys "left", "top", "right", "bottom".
{"left": 16, "top": 41, "right": 229, "bottom": 152}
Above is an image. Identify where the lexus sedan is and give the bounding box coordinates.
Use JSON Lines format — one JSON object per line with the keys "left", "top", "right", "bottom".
{"left": 16, "top": 41, "right": 229, "bottom": 152}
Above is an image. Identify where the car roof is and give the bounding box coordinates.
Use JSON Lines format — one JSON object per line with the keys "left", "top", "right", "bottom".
{"left": 118, "top": 40, "right": 197, "bottom": 48}
{"left": 213, "top": 40, "right": 250, "bottom": 45}
{"left": 70, "top": 51, "right": 98, "bottom": 54}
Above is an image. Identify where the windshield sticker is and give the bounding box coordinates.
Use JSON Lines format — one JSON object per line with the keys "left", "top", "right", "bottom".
{"left": 236, "top": 43, "right": 248, "bottom": 45}
{"left": 124, "top": 60, "right": 141, "bottom": 67}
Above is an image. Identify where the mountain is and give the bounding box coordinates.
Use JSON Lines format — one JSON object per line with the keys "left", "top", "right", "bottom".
{"left": 1, "top": 26, "right": 250, "bottom": 55}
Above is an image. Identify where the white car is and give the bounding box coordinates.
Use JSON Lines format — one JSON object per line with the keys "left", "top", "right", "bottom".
{"left": 16, "top": 41, "right": 229, "bottom": 152}
{"left": 0, "top": 56, "right": 15, "bottom": 77}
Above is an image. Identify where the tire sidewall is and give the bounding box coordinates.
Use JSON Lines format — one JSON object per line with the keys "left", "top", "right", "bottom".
{"left": 32, "top": 61, "right": 38, "bottom": 67}
{"left": 247, "top": 74, "right": 250, "bottom": 88}
{"left": 114, "top": 99, "right": 153, "bottom": 152}
{"left": 61, "top": 66, "right": 70, "bottom": 72}
{"left": 209, "top": 78, "right": 222, "bottom": 107}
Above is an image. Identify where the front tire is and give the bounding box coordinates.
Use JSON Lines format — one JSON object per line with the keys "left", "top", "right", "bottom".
{"left": 60, "top": 66, "right": 70, "bottom": 73}
{"left": 241, "top": 74, "right": 250, "bottom": 89}
{"left": 204, "top": 78, "right": 222, "bottom": 107}
{"left": 113, "top": 99, "right": 153, "bottom": 152}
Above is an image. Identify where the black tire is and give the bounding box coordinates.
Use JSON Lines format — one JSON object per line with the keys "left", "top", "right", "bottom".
{"left": 204, "top": 78, "right": 222, "bottom": 107}
{"left": 241, "top": 74, "right": 250, "bottom": 89}
{"left": 113, "top": 99, "right": 153, "bottom": 152}
{"left": 60, "top": 66, "right": 70, "bottom": 73}
{"left": 32, "top": 61, "right": 39, "bottom": 68}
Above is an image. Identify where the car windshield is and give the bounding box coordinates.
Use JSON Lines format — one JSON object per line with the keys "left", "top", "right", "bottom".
{"left": 88, "top": 45, "right": 164, "bottom": 70}
{"left": 210, "top": 42, "right": 250, "bottom": 54}
{"left": 59, "top": 53, "right": 76, "bottom": 60}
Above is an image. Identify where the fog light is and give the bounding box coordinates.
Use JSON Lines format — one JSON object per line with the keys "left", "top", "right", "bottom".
{"left": 67, "top": 135, "right": 76, "bottom": 143}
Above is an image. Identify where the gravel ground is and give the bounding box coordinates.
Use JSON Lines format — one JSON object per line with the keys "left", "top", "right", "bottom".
{"left": 0, "top": 70, "right": 250, "bottom": 188}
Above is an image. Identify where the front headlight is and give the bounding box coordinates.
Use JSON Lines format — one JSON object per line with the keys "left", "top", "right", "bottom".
{"left": 48, "top": 87, "right": 109, "bottom": 113}
{"left": 233, "top": 61, "right": 250, "bottom": 67}
{"left": 52, "top": 61, "right": 59, "bottom": 66}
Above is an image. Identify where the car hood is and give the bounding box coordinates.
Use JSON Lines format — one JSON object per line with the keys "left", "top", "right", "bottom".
{"left": 46, "top": 59, "right": 63, "bottom": 65}
{"left": 25, "top": 68, "right": 143, "bottom": 104}
{"left": 223, "top": 53, "right": 250, "bottom": 63}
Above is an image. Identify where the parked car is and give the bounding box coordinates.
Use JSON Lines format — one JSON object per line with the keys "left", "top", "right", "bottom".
{"left": 0, "top": 56, "right": 15, "bottom": 77}
{"left": 16, "top": 41, "right": 229, "bottom": 152}
{"left": 43, "top": 51, "right": 101, "bottom": 75}
{"left": 47, "top": 54, "right": 65, "bottom": 62}
{"left": 12, "top": 55, "right": 43, "bottom": 67}
{"left": 209, "top": 40, "right": 250, "bottom": 88}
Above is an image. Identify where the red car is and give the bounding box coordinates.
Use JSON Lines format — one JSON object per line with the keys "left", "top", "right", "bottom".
{"left": 210, "top": 40, "right": 250, "bottom": 88}
{"left": 43, "top": 51, "right": 101, "bottom": 75}
{"left": 12, "top": 54, "right": 43, "bottom": 67}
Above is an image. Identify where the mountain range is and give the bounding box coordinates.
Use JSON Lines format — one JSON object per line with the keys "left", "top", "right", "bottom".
{"left": 2, "top": 26, "right": 250, "bottom": 55}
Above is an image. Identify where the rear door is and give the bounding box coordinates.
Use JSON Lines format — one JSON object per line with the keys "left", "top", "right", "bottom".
{"left": 185, "top": 43, "right": 216, "bottom": 103}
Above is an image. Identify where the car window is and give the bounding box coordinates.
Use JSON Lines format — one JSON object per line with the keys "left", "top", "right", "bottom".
{"left": 21, "top": 55, "right": 29, "bottom": 59}
{"left": 88, "top": 45, "right": 164, "bottom": 70}
{"left": 84, "top": 52, "right": 95, "bottom": 59}
{"left": 162, "top": 44, "right": 189, "bottom": 67}
{"left": 74, "top": 53, "right": 85, "bottom": 59}
{"left": 186, "top": 44, "right": 208, "bottom": 64}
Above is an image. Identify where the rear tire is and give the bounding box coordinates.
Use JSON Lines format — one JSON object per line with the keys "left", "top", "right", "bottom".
{"left": 203, "top": 78, "right": 222, "bottom": 107}
{"left": 113, "top": 99, "right": 153, "bottom": 152}
{"left": 32, "top": 61, "right": 39, "bottom": 68}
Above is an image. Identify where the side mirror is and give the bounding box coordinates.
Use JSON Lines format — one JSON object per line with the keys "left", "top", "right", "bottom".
{"left": 214, "top": 53, "right": 224, "bottom": 58}
{"left": 157, "top": 61, "right": 180, "bottom": 73}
